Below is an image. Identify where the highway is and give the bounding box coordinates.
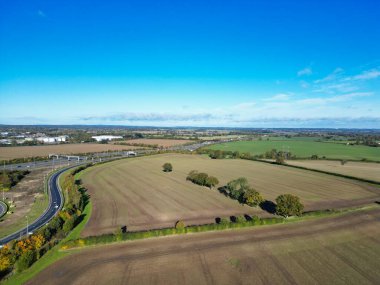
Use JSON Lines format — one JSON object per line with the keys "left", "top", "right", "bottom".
{"left": 0, "top": 166, "right": 70, "bottom": 246}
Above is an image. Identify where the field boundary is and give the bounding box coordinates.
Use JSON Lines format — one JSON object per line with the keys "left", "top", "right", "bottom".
{"left": 60, "top": 203, "right": 379, "bottom": 251}
{"left": 253, "top": 159, "right": 380, "bottom": 186}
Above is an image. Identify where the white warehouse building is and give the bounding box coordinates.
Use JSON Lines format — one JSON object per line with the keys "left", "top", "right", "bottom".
{"left": 36, "top": 136, "right": 68, "bottom": 143}
{"left": 92, "top": 135, "right": 123, "bottom": 142}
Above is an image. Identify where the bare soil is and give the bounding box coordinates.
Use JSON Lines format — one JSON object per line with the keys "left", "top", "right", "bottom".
{"left": 0, "top": 169, "right": 49, "bottom": 238}
{"left": 27, "top": 207, "right": 380, "bottom": 285}
{"left": 287, "top": 160, "right": 380, "bottom": 182}
{"left": 80, "top": 154, "right": 380, "bottom": 236}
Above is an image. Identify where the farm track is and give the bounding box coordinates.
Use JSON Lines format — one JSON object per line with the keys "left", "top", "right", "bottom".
{"left": 27, "top": 208, "right": 380, "bottom": 285}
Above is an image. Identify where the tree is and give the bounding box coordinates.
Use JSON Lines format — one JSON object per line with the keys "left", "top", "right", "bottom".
{"left": 16, "top": 250, "right": 36, "bottom": 272}
{"left": 341, "top": 160, "right": 347, "bottom": 166}
{"left": 275, "top": 194, "right": 304, "bottom": 217}
{"left": 275, "top": 152, "right": 286, "bottom": 164}
{"left": 0, "top": 172, "right": 11, "bottom": 192}
{"left": 0, "top": 248, "right": 11, "bottom": 273}
{"left": 226, "top": 177, "right": 250, "bottom": 201}
{"left": 205, "top": 176, "right": 219, "bottom": 189}
{"left": 243, "top": 187, "right": 264, "bottom": 207}
{"left": 62, "top": 217, "right": 76, "bottom": 233}
{"left": 162, "top": 163, "right": 173, "bottom": 172}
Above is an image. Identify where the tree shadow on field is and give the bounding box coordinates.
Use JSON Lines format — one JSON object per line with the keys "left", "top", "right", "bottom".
{"left": 260, "top": 200, "right": 277, "bottom": 215}
{"left": 215, "top": 217, "right": 221, "bottom": 224}
{"left": 230, "top": 216, "right": 237, "bottom": 223}
{"left": 121, "top": 225, "right": 127, "bottom": 233}
{"left": 244, "top": 214, "right": 252, "bottom": 221}
{"left": 217, "top": 186, "right": 228, "bottom": 197}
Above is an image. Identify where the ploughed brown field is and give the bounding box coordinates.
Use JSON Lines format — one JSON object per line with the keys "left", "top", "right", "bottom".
{"left": 27, "top": 208, "right": 380, "bottom": 285}
{"left": 287, "top": 160, "right": 380, "bottom": 182}
{"left": 80, "top": 154, "right": 379, "bottom": 236}
{"left": 113, "top": 138, "right": 194, "bottom": 147}
{"left": 0, "top": 144, "right": 139, "bottom": 160}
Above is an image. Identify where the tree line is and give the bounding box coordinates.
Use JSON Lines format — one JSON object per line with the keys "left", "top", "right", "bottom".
{"left": 186, "top": 170, "right": 219, "bottom": 189}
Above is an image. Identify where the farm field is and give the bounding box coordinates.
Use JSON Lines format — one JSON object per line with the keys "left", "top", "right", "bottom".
{"left": 287, "top": 160, "right": 380, "bottom": 183}
{"left": 113, "top": 138, "right": 194, "bottom": 147}
{"left": 206, "top": 140, "right": 380, "bottom": 161}
{"left": 27, "top": 208, "right": 380, "bottom": 285}
{"left": 0, "top": 143, "right": 140, "bottom": 160}
{"left": 80, "top": 154, "right": 379, "bottom": 236}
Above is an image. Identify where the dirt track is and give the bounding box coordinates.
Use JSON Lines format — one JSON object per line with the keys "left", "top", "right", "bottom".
{"left": 28, "top": 207, "right": 380, "bottom": 285}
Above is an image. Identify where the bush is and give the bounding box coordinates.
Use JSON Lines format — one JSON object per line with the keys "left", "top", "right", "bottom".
{"left": 162, "top": 163, "right": 173, "bottom": 172}
{"left": 16, "top": 250, "right": 36, "bottom": 272}
{"left": 186, "top": 170, "right": 219, "bottom": 188}
{"left": 175, "top": 220, "right": 185, "bottom": 230}
{"left": 275, "top": 194, "right": 304, "bottom": 217}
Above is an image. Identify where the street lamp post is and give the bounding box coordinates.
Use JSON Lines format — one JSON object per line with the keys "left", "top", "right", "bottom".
{"left": 26, "top": 215, "right": 29, "bottom": 238}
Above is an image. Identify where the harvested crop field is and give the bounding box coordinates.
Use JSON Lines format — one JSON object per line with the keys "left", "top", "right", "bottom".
{"left": 28, "top": 208, "right": 380, "bottom": 285}
{"left": 287, "top": 160, "right": 380, "bottom": 183}
{"left": 80, "top": 154, "right": 379, "bottom": 236}
{"left": 0, "top": 144, "right": 140, "bottom": 160}
{"left": 113, "top": 138, "right": 194, "bottom": 147}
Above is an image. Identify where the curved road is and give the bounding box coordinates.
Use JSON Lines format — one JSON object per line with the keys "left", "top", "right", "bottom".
{"left": 0, "top": 166, "right": 72, "bottom": 246}
{"left": 0, "top": 201, "right": 7, "bottom": 218}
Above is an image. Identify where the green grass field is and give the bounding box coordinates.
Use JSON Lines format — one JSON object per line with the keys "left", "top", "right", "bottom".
{"left": 206, "top": 140, "right": 380, "bottom": 161}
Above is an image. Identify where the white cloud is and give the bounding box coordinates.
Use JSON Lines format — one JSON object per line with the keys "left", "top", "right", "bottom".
{"left": 297, "top": 92, "right": 372, "bottom": 105}
{"left": 233, "top": 102, "right": 256, "bottom": 110}
{"left": 314, "top": 67, "right": 344, "bottom": 83}
{"left": 348, "top": 69, "right": 380, "bottom": 80}
{"left": 264, "top": 93, "right": 290, "bottom": 101}
{"left": 297, "top": 67, "right": 312, "bottom": 76}
{"left": 313, "top": 83, "right": 359, "bottom": 94}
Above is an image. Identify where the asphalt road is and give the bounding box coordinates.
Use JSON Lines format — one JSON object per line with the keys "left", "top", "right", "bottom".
{"left": 0, "top": 201, "right": 7, "bottom": 218}
{"left": 0, "top": 166, "right": 70, "bottom": 245}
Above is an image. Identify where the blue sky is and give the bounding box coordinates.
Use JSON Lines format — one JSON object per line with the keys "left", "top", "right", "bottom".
{"left": 0, "top": 0, "right": 379, "bottom": 128}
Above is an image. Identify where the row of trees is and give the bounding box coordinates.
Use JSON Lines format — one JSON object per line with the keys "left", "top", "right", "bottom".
{"left": 0, "top": 165, "right": 91, "bottom": 277}
{"left": 220, "top": 177, "right": 304, "bottom": 217}
{"left": 221, "top": 177, "right": 264, "bottom": 207}
{"left": 186, "top": 170, "right": 219, "bottom": 189}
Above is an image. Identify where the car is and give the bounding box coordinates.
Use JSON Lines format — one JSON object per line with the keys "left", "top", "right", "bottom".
{"left": 54, "top": 205, "right": 59, "bottom": 209}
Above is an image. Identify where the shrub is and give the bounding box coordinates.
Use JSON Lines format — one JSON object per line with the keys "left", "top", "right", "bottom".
{"left": 205, "top": 176, "right": 219, "bottom": 189}
{"left": 175, "top": 220, "right": 185, "bottom": 230}
{"left": 219, "top": 218, "right": 230, "bottom": 225}
{"left": 16, "top": 250, "right": 36, "bottom": 272}
{"left": 162, "top": 163, "right": 173, "bottom": 172}
{"left": 235, "top": 215, "right": 246, "bottom": 223}
{"left": 62, "top": 216, "right": 76, "bottom": 233}
{"left": 275, "top": 194, "right": 304, "bottom": 217}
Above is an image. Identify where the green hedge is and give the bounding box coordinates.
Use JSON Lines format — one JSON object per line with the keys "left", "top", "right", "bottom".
{"left": 61, "top": 216, "right": 285, "bottom": 249}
